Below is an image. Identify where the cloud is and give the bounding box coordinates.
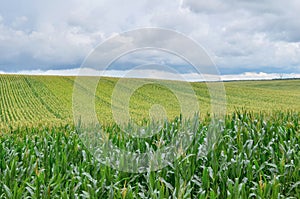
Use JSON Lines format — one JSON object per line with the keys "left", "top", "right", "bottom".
{"left": 180, "top": 0, "right": 300, "bottom": 73}
{"left": 1, "top": 67, "right": 299, "bottom": 82}
{"left": 0, "top": 0, "right": 300, "bottom": 74}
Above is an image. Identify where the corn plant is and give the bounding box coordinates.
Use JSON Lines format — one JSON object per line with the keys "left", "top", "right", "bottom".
{"left": 0, "top": 111, "right": 299, "bottom": 198}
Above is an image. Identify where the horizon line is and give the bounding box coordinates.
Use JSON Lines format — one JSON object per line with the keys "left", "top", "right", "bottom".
{"left": 0, "top": 68, "right": 300, "bottom": 82}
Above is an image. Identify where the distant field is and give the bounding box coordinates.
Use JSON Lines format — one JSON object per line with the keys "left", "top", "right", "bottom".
{"left": 0, "top": 75, "right": 299, "bottom": 198}
{"left": 0, "top": 74, "right": 299, "bottom": 129}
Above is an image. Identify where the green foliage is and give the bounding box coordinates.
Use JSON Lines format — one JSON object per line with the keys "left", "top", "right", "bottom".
{"left": 0, "top": 75, "right": 299, "bottom": 198}
{"left": 0, "top": 74, "right": 299, "bottom": 129}
{"left": 0, "top": 112, "right": 299, "bottom": 198}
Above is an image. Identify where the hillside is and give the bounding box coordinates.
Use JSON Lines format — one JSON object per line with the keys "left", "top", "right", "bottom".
{"left": 0, "top": 74, "right": 299, "bottom": 129}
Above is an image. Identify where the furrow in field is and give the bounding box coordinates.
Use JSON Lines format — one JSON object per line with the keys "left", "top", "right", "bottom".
{"left": 4, "top": 75, "right": 54, "bottom": 124}
{"left": 35, "top": 76, "right": 74, "bottom": 118}
{"left": 0, "top": 76, "right": 8, "bottom": 123}
{"left": 23, "top": 76, "right": 60, "bottom": 122}
{"left": 27, "top": 77, "right": 64, "bottom": 119}
{"left": 1, "top": 76, "right": 19, "bottom": 123}
{"left": 13, "top": 76, "right": 37, "bottom": 121}
{"left": 7, "top": 76, "right": 28, "bottom": 121}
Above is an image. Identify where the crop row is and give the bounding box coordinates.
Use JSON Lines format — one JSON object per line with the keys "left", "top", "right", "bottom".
{"left": 0, "top": 75, "right": 299, "bottom": 129}
{"left": 0, "top": 111, "right": 299, "bottom": 198}
{"left": 0, "top": 75, "right": 70, "bottom": 128}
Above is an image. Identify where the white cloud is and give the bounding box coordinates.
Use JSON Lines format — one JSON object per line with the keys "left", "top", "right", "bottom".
{"left": 0, "top": 0, "right": 300, "bottom": 74}
{"left": 1, "top": 67, "right": 299, "bottom": 82}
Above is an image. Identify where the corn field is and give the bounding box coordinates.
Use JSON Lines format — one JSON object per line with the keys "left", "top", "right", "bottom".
{"left": 0, "top": 111, "right": 299, "bottom": 198}
{"left": 0, "top": 75, "right": 299, "bottom": 129}
{"left": 0, "top": 75, "right": 299, "bottom": 198}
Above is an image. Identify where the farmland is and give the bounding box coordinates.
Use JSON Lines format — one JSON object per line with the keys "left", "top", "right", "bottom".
{"left": 0, "top": 74, "right": 299, "bottom": 198}
{"left": 0, "top": 75, "right": 299, "bottom": 129}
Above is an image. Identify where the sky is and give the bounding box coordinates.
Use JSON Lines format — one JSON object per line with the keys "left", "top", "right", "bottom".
{"left": 0, "top": 0, "right": 300, "bottom": 79}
